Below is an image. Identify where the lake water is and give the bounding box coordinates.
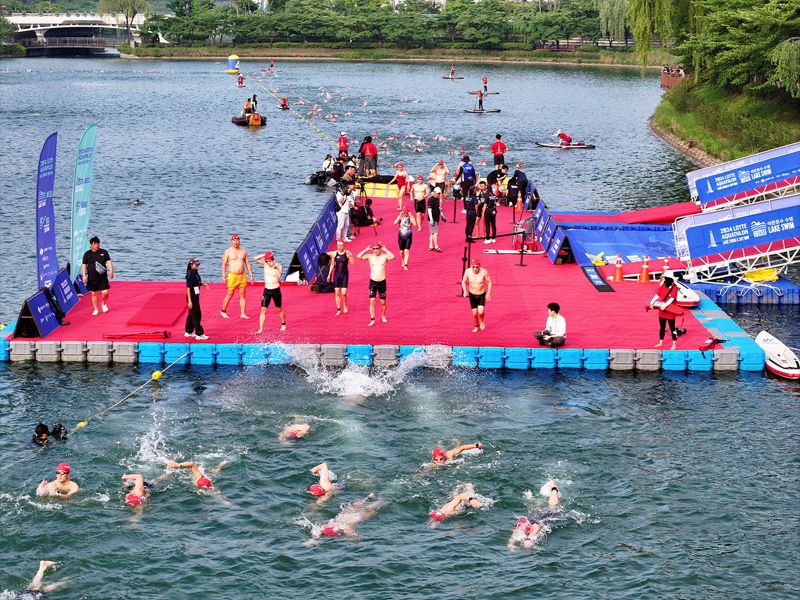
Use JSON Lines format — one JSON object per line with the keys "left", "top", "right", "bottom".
{"left": 0, "top": 58, "right": 798, "bottom": 599}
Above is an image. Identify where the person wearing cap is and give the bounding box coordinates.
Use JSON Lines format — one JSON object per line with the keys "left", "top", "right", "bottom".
{"left": 308, "top": 462, "right": 336, "bottom": 502}
{"left": 393, "top": 207, "right": 417, "bottom": 271}
{"left": 279, "top": 422, "right": 310, "bottom": 442}
{"left": 327, "top": 241, "right": 354, "bottom": 315}
{"left": 649, "top": 271, "right": 680, "bottom": 350}
{"left": 387, "top": 163, "right": 409, "bottom": 211}
{"left": 431, "top": 441, "right": 484, "bottom": 465}
{"left": 556, "top": 129, "right": 573, "bottom": 146}
{"left": 185, "top": 257, "right": 210, "bottom": 340}
{"left": 356, "top": 242, "right": 395, "bottom": 326}
{"left": 254, "top": 251, "right": 286, "bottom": 333}
{"left": 508, "top": 480, "right": 562, "bottom": 550}
{"left": 429, "top": 490, "right": 483, "bottom": 523}
{"left": 221, "top": 234, "right": 254, "bottom": 320}
{"left": 166, "top": 459, "right": 228, "bottom": 490}
{"left": 429, "top": 160, "right": 450, "bottom": 197}
{"left": 121, "top": 473, "right": 148, "bottom": 508}
{"left": 337, "top": 131, "right": 349, "bottom": 155}
{"left": 81, "top": 235, "right": 114, "bottom": 316}
{"left": 491, "top": 134, "right": 507, "bottom": 166}
{"left": 427, "top": 187, "right": 445, "bottom": 252}
{"left": 535, "top": 302, "right": 566, "bottom": 348}
{"left": 37, "top": 463, "right": 80, "bottom": 498}
{"left": 316, "top": 493, "right": 383, "bottom": 539}
{"left": 462, "top": 259, "right": 492, "bottom": 332}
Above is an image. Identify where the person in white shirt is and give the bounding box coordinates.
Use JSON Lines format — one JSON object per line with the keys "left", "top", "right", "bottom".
{"left": 535, "top": 302, "right": 566, "bottom": 347}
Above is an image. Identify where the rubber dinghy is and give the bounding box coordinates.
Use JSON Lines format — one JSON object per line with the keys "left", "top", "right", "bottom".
{"left": 231, "top": 114, "right": 267, "bottom": 126}
{"left": 535, "top": 141, "right": 595, "bottom": 149}
{"left": 465, "top": 109, "right": 501, "bottom": 113}
{"left": 755, "top": 331, "right": 800, "bottom": 379}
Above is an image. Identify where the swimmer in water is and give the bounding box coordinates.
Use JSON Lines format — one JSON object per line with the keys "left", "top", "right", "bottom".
{"left": 166, "top": 459, "right": 229, "bottom": 489}
{"left": 121, "top": 473, "right": 149, "bottom": 508}
{"left": 36, "top": 463, "right": 79, "bottom": 498}
{"left": 428, "top": 488, "right": 483, "bottom": 523}
{"left": 507, "top": 480, "right": 562, "bottom": 551}
{"left": 30, "top": 423, "right": 50, "bottom": 448}
{"left": 431, "top": 441, "right": 484, "bottom": 465}
{"left": 18, "top": 560, "right": 69, "bottom": 596}
{"left": 308, "top": 462, "right": 337, "bottom": 503}
{"left": 316, "top": 493, "right": 384, "bottom": 539}
{"left": 279, "top": 422, "right": 310, "bottom": 442}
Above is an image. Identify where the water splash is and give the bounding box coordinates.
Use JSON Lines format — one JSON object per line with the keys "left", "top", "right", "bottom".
{"left": 131, "top": 415, "right": 170, "bottom": 467}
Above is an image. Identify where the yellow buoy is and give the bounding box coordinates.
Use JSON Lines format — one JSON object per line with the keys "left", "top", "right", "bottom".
{"left": 227, "top": 55, "right": 240, "bottom": 74}
{"left": 76, "top": 421, "right": 89, "bottom": 428}
{"left": 152, "top": 370, "right": 163, "bottom": 381}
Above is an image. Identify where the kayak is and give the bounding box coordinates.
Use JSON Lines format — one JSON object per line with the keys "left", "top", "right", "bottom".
{"left": 465, "top": 109, "right": 501, "bottom": 113}
{"left": 535, "top": 141, "right": 595, "bottom": 149}
{"left": 755, "top": 331, "right": 800, "bottom": 379}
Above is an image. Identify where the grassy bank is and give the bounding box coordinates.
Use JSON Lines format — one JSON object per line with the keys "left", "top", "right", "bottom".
{"left": 653, "top": 83, "right": 800, "bottom": 162}
{"left": 123, "top": 44, "right": 676, "bottom": 68}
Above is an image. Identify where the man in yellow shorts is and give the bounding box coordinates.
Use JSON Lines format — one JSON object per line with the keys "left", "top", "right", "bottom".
{"left": 221, "top": 233, "right": 254, "bottom": 319}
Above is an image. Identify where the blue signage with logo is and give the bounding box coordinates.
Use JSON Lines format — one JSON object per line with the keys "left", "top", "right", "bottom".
{"left": 547, "top": 228, "right": 566, "bottom": 264}
{"left": 542, "top": 218, "right": 558, "bottom": 252}
{"left": 50, "top": 267, "right": 79, "bottom": 315}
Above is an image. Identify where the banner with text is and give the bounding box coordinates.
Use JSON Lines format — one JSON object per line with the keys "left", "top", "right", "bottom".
{"left": 36, "top": 132, "right": 59, "bottom": 289}
{"left": 70, "top": 124, "right": 97, "bottom": 276}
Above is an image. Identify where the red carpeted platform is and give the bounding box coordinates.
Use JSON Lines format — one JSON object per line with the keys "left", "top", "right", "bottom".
{"left": 14, "top": 199, "right": 713, "bottom": 351}
{"left": 554, "top": 201, "right": 700, "bottom": 225}
{"left": 127, "top": 293, "right": 187, "bottom": 327}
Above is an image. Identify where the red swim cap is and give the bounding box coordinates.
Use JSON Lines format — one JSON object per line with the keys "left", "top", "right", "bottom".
{"left": 125, "top": 493, "right": 143, "bottom": 507}
{"left": 309, "top": 484, "right": 326, "bottom": 497}
{"left": 56, "top": 462, "right": 70, "bottom": 474}
{"left": 286, "top": 431, "right": 298, "bottom": 439}
{"left": 429, "top": 510, "right": 445, "bottom": 521}
{"left": 195, "top": 477, "right": 212, "bottom": 489}
{"left": 516, "top": 517, "right": 532, "bottom": 535}
{"left": 432, "top": 448, "right": 446, "bottom": 460}
{"left": 264, "top": 251, "right": 274, "bottom": 261}
{"left": 471, "top": 259, "right": 481, "bottom": 267}
{"left": 231, "top": 233, "right": 240, "bottom": 240}
{"left": 322, "top": 525, "right": 341, "bottom": 537}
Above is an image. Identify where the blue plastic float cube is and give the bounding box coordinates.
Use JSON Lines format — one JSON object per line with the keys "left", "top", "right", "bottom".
{"left": 347, "top": 344, "right": 373, "bottom": 366}
{"left": 399, "top": 346, "right": 424, "bottom": 361}
{"left": 556, "top": 348, "right": 583, "bottom": 369}
{"left": 686, "top": 350, "right": 713, "bottom": 371}
{"left": 241, "top": 344, "right": 267, "bottom": 365}
{"left": 0, "top": 338, "right": 9, "bottom": 362}
{"left": 661, "top": 350, "right": 687, "bottom": 371}
{"left": 504, "top": 348, "right": 531, "bottom": 370}
{"left": 138, "top": 342, "right": 165, "bottom": 364}
{"left": 216, "top": 344, "right": 242, "bottom": 366}
{"left": 267, "top": 344, "right": 292, "bottom": 365}
{"left": 190, "top": 344, "right": 216, "bottom": 366}
{"left": 530, "top": 348, "right": 557, "bottom": 369}
{"left": 583, "top": 349, "right": 609, "bottom": 370}
{"left": 452, "top": 346, "right": 479, "bottom": 367}
{"left": 164, "top": 343, "right": 190, "bottom": 365}
{"left": 736, "top": 340, "right": 766, "bottom": 371}
{"left": 478, "top": 347, "right": 504, "bottom": 369}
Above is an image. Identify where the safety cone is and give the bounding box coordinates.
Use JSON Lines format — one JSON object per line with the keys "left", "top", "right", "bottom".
{"left": 609, "top": 253, "right": 623, "bottom": 282}
{"left": 639, "top": 255, "right": 650, "bottom": 283}
{"left": 515, "top": 197, "right": 523, "bottom": 212}
{"left": 662, "top": 256, "right": 670, "bottom": 274}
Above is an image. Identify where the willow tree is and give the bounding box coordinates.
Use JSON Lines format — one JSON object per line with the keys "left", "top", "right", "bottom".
{"left": 771, "top": 37, "right": 800, "bottom": 99}
{"left": 627, "top": 0, "right": 673, "bottom": 64}
{"left": 97, "top": 0, "right": 151, "bottom": 44}
{"left": 596, "top": 0, "right": 628, "bottom": 41}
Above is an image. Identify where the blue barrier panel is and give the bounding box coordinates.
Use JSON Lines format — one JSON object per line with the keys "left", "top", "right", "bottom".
{"left": 164, "top": 344, "right": 190, "bottom": 365}
{"left": 452, "top": 347, "right": 479, "bottom": 367}
{"left": 267, "top": 344, "right": 292, "bottom": 365}
{"left": 504, "top": 348, "right": 531, "bottom": 370}
{"left": 478, "top": 347, "right": 504, "bottom": 369}
{"left": 583, "top": 349, "right": 609, "bottom": 370}
{"left": 190, "top": 344, "right": 216, "bottom": 366}
{"left": 216, "top": 344, "right": 242, "bottom": 366}
{"left": 399, "top": 345, "right": 424, "bottom": 361}
{"left": 242, "top": 344, "right": 267, "bottom": 365}
{"left": 556, "top": 348, "right": 584, "bottom": 369}
{"left": 661, "top": 350, "right": 687, "bottom": 371}
{"left": 138, "top": 342, "right": 164, "bottom": 364}
{"left": 686, "top": 350, "right": 713, "bottom": 371}
{"left": 347, "top": 344, "right": 373, "bottom": 366}
{"left": 530, "top": 348, "right": 557, "bottom": 369}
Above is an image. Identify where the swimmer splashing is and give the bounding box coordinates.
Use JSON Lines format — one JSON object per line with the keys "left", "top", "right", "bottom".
{"left": 508, "top": 480, "right": 562, "bottom": 551}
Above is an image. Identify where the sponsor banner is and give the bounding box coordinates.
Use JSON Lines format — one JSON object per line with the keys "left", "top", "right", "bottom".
{"left": 297, "top": 235, "right": 321, "bottom": 282}
{"left": 13, "top": 290, "right": 61, "bottom": 338}
{"left": 547, "top": 228, "right": 566, "bottom": 264}
{"left": 50, "top": 267, "right": 79, "bottom": 315}
{"left": 36, "top": 132, "right": 59, "bottom": 289}
{"left": 674, "top": 195, "right": 799, "bottom": 240}
{"left": 542, "top": 217, "right": 558, "bottom": 252}
{"left": 534, "top": 208, "right": 550, "bottom": 240}
{"left": 685, "top": 203, "right": 800, "bottom": 260}
{"left": 70, "top": 124, "right": 97, "bottom": 277}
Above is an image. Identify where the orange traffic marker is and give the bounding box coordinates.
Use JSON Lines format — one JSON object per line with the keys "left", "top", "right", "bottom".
{"left": 610, "top": 253, "right": 623, "bottom": 282}
{"left": 639, "top": 255, "right": 650, "bottom": 283}
{"left": 515, "top": 197, "right": 523, "bottom": 212}
{"left": 662, "top": 256, "right": 670, "bottom": 274}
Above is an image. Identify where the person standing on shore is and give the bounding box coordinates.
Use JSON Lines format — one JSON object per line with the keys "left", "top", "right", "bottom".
{"left": 357, "top": 243, "right": 395, "bottom": 326}
{"left": 393, "top": 207, "right": 417, "bottom": 271}
{"left": 82, "top": 236, "right": 113, "bottom": 316}
{"left": 462, "top": 259, "right": 492, "bottom": 332}
{"left": 255, "top": 251, "right": 286, "bottom": 333}
{"left": 185, "top": 257, "right": 209, "bottom": 340}
{"left": 387, "top": 162, "right": 409, "bottom": 211}
{"left": 220, "top": 234, "right": 254, "bottom": 319}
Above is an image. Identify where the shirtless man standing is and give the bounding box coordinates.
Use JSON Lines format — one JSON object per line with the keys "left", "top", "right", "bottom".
{"left": 411, "top": 174, "right": 429, "bottom": 231}
{"left": 429, "top": 160, "right": 450, "bottom": 197}
{"left": 254, "top": 251, "right": 286, "bottom": 333}
{"left": 461, "top": 258, "right": 492, "bottom": 332}
{"left": 356, "top": 242, "right": 395, "bottom": 327}
{"left": 221, "top": 234, "right": 254, "bottom": 319}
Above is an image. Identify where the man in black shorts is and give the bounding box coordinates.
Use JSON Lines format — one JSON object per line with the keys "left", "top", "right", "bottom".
{"left": 461, "top": 258, "right": 492, "bottom": 332}
{"left": 255, "top": 251, "right": 286, "bottom": 333}
{"left": 81, "top": 235, "right": 113, "bottom": 316}
{"left": 356, "top": 243, "right": 395, "bottom": 326}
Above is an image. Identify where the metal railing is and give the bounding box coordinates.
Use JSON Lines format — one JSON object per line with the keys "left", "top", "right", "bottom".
{"left": 19, "top": 37, "right": 125, "bottom": 48}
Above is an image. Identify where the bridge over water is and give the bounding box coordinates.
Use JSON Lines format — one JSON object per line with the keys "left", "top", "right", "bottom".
{"left": 6, "top": 13, "right": 146, "bottom": 55}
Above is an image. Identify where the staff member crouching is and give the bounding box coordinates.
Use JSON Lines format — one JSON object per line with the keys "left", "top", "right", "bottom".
{"left": 534, "top": 302, "right": 566, "bottom": 347}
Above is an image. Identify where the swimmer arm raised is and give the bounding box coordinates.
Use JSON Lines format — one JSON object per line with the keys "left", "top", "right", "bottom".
{"left": 168, "top": 461, "right": 203, "bottom": 482}
{"left": 448, "top": 442, "right": 484, "bottom": 459}
{"left": 121, "top": 473, "right": 145, "bottom": 497}
{"left": 382, "top": 246, "right": 395, "bottom": 260}
{"left": 36, "top": 480, "right": 50, "bottom": 496}
{"left": 357, "top": 247, "right": 372, "bottom": 259}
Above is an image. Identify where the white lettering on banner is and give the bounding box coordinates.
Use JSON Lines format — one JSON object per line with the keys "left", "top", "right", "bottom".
{"left": 752, "top": 221, "right": 767, "bottom": 238}
{"left": 738, "top": 169, "right": 751, "bottom": 184}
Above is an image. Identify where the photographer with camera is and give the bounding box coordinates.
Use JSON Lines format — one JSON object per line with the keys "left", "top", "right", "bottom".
{"left": 335, "top": 181, "right": 356, "bottom": 243}
{"left": 534, "top": 302, "right": 566, "bottom": 348}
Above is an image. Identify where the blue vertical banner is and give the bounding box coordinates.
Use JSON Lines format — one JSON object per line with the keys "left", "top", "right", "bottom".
{"left": 36, "top": 132, "right": 59, "bottom": 289}
{"left": 71, "top": 124, "right": 97, "bottom": 277}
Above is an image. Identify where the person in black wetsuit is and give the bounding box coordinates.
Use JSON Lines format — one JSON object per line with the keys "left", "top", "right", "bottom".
{"left": 185, "top": 257, "right": 210, "bottom": 340}
{"left": 464, "top": 190, "right": 477, "bottom": 242}
{"left": 483, "top": 189, "right": 498, "bottom": 244}
{"left": 327, "top": 241, "right": 353, "bottom": 315}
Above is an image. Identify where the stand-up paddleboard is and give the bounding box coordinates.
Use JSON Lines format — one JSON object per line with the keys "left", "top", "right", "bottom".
{"left": 468, "top": 91, "right": 499, "bottom": 95}
{"left": 465, "top": 109, "right": 501, "bottom": 113}
{"left": 755, "top": 331, "right": 800, "bottom": 379}
{"left": 442, "top": 76, "right": 465, "bottom": 80}
{"left": 535, "top": 141, "right": 595, "bottom": 149}
{"left": 675, "top": 280, "right": 701, "bottom": 308}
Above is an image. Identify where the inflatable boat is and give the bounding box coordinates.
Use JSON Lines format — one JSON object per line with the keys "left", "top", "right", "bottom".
{"left": 231, "top": 114, "right": 267, "bottom": 127}
{"left": 755, "top": 331, "right": 800, "bottom": 379}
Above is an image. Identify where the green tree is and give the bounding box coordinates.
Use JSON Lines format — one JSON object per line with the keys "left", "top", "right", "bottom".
{"left": 0, "top": 17, "right": 16, "bottom": 43}
{"left": 771, "top": 37, "right": 800, "bottom": 100}
{"left": 627, "top": 0, "right": 673, "bottom": 64}
{"left": 596, "top": 0, "right": 627, "bottom": 40}
{"left": 97, "top": 0, "right": 151, "bottom": 43}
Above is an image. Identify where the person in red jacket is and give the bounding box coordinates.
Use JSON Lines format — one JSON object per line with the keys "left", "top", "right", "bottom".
{"left": 360, "top": 135, "right": 378, "bottom": 177}
{"left": 482, "top": 75, "right": 488, "bottom": 92}
{"left": 338, "top": 131, "right": 348, "bottom": 155}
{"left": 556, "top": 129, "right": 573, "bottom": 146}
{"left": 491, "top": 134, "right": 506, "bottom": 166}
{"left": 649, "top": 270, "right": 681, "bottom": 350}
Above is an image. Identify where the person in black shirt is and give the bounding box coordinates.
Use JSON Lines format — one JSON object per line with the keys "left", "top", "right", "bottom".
{"left": 486, "top": 164, "right": 508, "bottom": 204}
{"left": 185, "top": 257, "right": 210, "bottom": 340}
{"left": 483, "top": 191, "right": 498, "bottom": 244}
{"left": 81, "top": 236, "right": 113, "bottom": 316}
{"left": 464, "top": 191, "right": 477, "bottom": 242}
